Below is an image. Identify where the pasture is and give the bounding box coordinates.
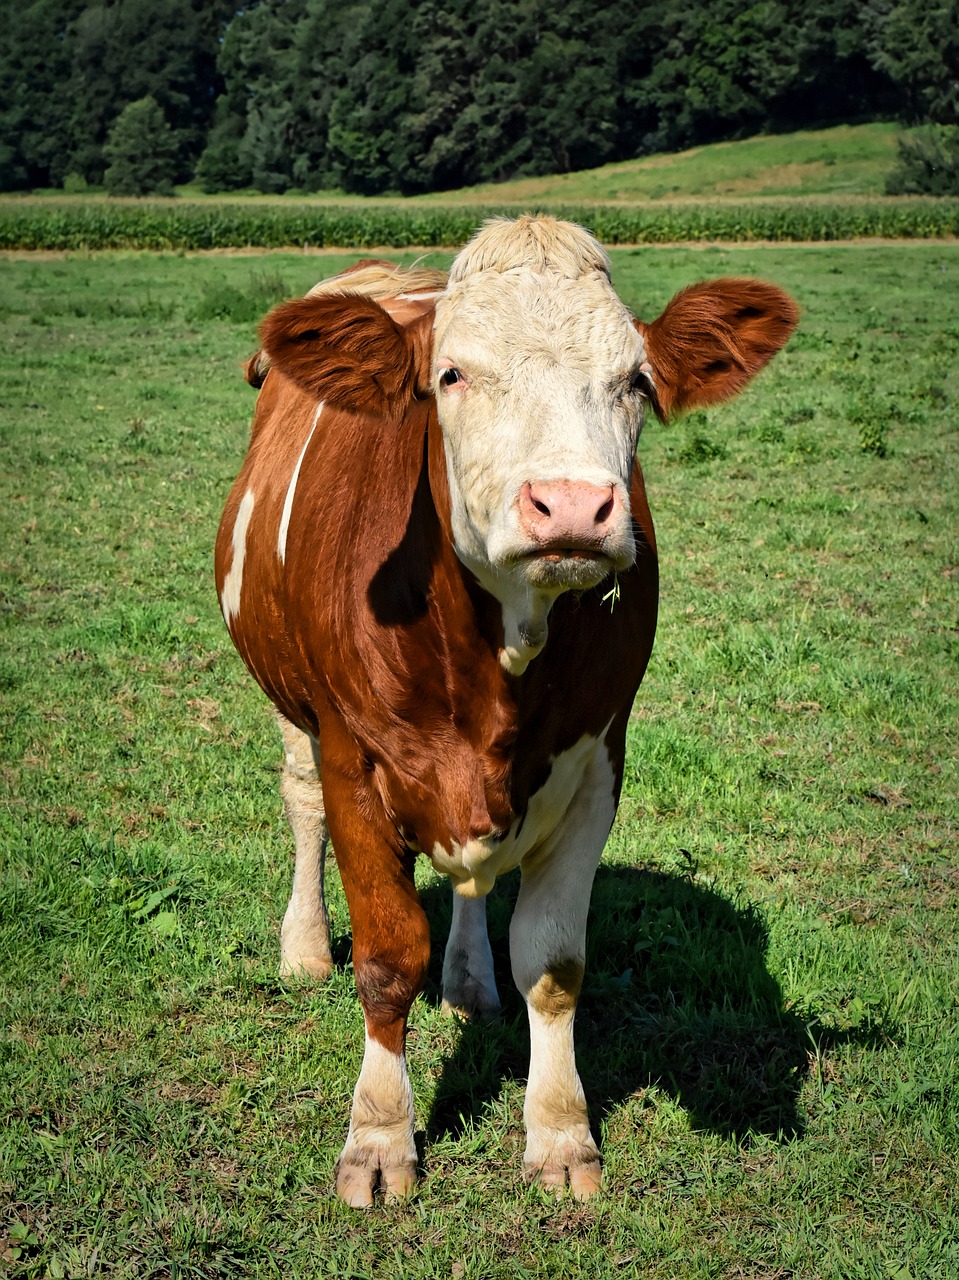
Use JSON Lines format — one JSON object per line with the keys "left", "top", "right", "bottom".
{"left": 1, "top": 242, "right": 957, "bottom": 1277}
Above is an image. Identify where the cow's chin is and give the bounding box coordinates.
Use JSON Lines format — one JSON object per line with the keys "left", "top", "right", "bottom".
{"left": 519, "top": 549, "right": 613, "bottom": 592}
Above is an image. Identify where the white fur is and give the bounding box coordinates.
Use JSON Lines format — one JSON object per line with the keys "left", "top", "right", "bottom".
{"left": 509, "top": 733, "right": 617, "bottom": 1195}
{"left": 442, "top": 891, "right": 500, "bottom": 1018}
{"left": 277, "top": 403, "right": 324, "bottom": 564}
{"left": 220, "top": 488, "right": 255, "bottom": 625}
{"left": 337, "top": 1032, "right": 417, "bottom": 1207}
{"left": 429, "top": 728, "right": 609, "bottom": 897}
{"left": 276, "top": 714, "right": 332, "bottom": 981}
{"left": 432, "top": 218, "right": 650, "bottom": 665}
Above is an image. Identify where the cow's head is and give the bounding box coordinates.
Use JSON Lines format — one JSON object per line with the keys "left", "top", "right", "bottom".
{"left": 258, "top": 217, "right": 798, "bottom": 673}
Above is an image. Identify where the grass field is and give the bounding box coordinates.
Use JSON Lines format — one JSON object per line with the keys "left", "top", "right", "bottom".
{"left": 1, "top": 241, "right": 958, "bottom": 1277}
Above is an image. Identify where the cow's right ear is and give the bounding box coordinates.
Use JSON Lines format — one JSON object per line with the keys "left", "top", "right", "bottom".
{"left": 259, "top": 293, "right": 422, "bottom": 415}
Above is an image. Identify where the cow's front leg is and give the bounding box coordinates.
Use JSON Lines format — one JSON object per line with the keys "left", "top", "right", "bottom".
{"left": 276, "top": 714, "right": 332, "bottom": 981}
{"left": 442, "top": 890, "right": 501, "bottom": 1020}
{"left": 509, "top": 742, "right": 617, "bottom": 1199}
{"left": 328, "top": 787, "right": 430, "bottom": 1207}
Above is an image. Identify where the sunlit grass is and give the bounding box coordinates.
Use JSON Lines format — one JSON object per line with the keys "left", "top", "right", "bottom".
{"left": 1, "top": 244, "right": 957, "bottom": 1276}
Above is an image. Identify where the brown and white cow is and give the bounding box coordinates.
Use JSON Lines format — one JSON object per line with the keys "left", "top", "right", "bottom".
{"left": 214, "top": 216, "right": 797, "bottom": 1206}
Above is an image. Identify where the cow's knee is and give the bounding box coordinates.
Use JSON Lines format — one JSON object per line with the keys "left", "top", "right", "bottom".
{"left": 355, "top": 955, "right": 426, "bottom": 1044}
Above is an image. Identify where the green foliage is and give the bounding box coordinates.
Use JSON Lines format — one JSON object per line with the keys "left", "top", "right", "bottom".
{"left": 886, "top": 125, "right": 959, "bottom": 195}
{"left": 187, "top": 269, "right": 293, "bottom": 323}
{"left": 0, "top": 0, "right": 235, "bottom": 190}
{"left": 867, "top": 0, "right": 959, "bottom": 125}
{"left": 3, "top": 0, "right": 940, "bottom": 196}
{"left": 61, "top": 172, "right": 91, "bottom": 194}
{"left": 678, "top": 416, "right": 728, "bottom": 464}
{"left": 847, "top": 395, "right": 890, "bottom": 457}
{"left": 103, "top": 97, "right": 179, "bottom": 197}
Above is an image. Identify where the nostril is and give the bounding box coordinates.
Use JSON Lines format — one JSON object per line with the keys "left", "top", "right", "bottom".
{"left": 531, "top": 495, "right": 551, "bottom": 517}
{"left": 595, "top": 492, "right": 615, "bottom": 524}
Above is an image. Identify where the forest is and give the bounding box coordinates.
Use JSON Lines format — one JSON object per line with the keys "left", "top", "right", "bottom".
{"left": 1, "top": 0, "right": 956, "bottom": 196}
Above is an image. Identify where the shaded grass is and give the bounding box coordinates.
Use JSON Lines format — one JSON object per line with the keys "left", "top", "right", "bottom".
{"left": 0, "top": 244, "right": 957, "bottom": 1277}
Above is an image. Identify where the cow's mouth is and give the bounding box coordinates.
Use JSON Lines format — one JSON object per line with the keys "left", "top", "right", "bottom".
{"left": 521, "top": 547, "right": 613, "bottom": 589}
{"left": 538, "top": 552, "right": 602, "bottom": 565}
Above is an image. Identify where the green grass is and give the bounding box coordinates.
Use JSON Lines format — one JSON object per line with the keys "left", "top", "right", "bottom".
{"left": 1, "top": 244, "right": 958, "bottom": 1276}
{"left": 412, "top": 123, "right": 905, "bottom": 204}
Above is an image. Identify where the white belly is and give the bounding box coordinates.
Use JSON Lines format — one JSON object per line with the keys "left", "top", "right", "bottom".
{"left": 428, "top": 728, "right": 612, "bottom": 897}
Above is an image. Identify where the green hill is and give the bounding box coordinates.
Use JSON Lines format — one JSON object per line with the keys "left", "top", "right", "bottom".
{"left": 413, "top": 124, "right": 902, "bottom": 205}
{"left": 162, "top": 123, "right": 903, "bottom": 207}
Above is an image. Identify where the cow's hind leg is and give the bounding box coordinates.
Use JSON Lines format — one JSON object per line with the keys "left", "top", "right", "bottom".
{"left": 442, "top": 890, "right": 501, "bottom": 1020}
{"left": 509, "top": 742, "right": 616, "bottom": 1199}
{"left": 277, "top": 713, "right": 333, "bottom": 981}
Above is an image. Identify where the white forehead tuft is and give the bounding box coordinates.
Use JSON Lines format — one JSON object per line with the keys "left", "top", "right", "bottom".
{"left": 447, "top": 215, "right": 610, "bottom": 285}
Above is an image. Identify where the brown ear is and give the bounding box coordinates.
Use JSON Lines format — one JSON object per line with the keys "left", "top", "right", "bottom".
{"left": 259, "top": 293, "right": 422, "bottom": 415}
{"left": 244, "top": 351, "right": 269, "bottom": 388}
{"left": 637, "top": 278, "right": 799, "bottom": 421}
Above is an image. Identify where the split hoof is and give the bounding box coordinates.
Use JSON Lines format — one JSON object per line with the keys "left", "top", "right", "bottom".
{"left": 525, "top": 1153, "right": 602, "bottom": 1200}
{"left": 336, "top": 1158, "right": 417, "bottom": 1207}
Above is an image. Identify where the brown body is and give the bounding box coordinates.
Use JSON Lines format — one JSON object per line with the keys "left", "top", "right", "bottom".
{"left": 214, "top": 220, "right": 797, "bottom": 1204}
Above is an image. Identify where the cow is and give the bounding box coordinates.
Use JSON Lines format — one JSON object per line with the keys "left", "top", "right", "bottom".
{"left": 214, "top": 216, "right": 798, "bottom": 1206}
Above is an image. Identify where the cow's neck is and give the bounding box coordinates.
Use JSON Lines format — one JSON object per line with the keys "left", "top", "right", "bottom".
{"left": 426, "top": 405, "right": 555, "bottom": 678}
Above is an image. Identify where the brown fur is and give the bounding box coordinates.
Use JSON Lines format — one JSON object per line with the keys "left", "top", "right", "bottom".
{"left": 259, "top": 293, "right": 419, "bottom": 414}
{"left": 637, "top": 277, "right": 799, "bottom": 420}
{"left": 214, "top": 246, "right": 796, "bottom": 1196}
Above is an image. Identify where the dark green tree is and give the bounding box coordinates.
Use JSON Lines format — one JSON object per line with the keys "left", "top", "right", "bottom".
{"left": 103, "top": 95, "right": 178, "bottom": 195}
{"left": 64, "top": 0, "right": 236, "bottom": 184}
{"left": 0, "top": 0, "right": 87, "bottom": 188}
{"left": 866, "top": 0, "right": 959, "bottom": 124}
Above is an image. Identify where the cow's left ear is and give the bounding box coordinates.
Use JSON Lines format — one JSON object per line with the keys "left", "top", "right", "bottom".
{"left": 259, "top": 293, "right": 424, "bottom": 415}
{"left": 636, "top": 278, "right": 799, "bottom": 422}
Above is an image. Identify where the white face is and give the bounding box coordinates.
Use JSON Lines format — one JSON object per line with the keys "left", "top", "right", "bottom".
{"left": 433, "top": 261, "right": 649, "bottom": 603}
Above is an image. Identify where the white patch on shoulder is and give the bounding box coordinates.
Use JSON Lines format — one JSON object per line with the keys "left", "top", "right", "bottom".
{"left": 429, "top": 724, "right": 614, "bottom": 898}
{"left": 277, "top": 402, "right": 324, "bottom": 564}
{"left": 220, "top": 488, "right": 255, "bottom": 624}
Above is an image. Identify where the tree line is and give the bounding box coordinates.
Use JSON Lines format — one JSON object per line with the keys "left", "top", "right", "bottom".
{"left": 1, "top": 0, "right": 956, "bottom": 196}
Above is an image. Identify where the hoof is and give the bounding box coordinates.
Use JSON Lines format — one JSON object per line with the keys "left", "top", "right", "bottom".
{"left": 336, "top": 1158, "right": 417, "bottom": 1207}
{"left": 279, "top": 953, "right": 333, "bottom": 982}
{"left": 526, "top": 1157, "right": 602, "bottom": 1200}
{"left": 441, "top": 993, "right": 501, "bottom": 1023}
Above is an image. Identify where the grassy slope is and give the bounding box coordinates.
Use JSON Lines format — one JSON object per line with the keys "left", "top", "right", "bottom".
{"left": 0, "top": 244, "right": 957, "bottom": 1277}
{"left": 4, "top": 122, "right": 903, "bottom": 207}
{"left": 414, "top": 123, "right": 903, "bottom": 204}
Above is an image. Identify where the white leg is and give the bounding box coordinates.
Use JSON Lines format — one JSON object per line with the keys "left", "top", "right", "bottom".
{"left": 276, "top": 713, "right": 332, "bottom": 981}
{"left": 509, "top": 740, "right": 617, "bottom": 1199}
{"left": 336, "top": 1030, "right": 417, "bottom": 1207}
{"left": 442, "top": 889, "right": 501, "bottom": 1020}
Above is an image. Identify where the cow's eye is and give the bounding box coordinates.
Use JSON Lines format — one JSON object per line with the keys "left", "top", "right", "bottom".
{"left": 439, "top": 367, "right": 463, "bottom": 388}
{"left": 629, "top": 367, "right": 653, "bottom": 397}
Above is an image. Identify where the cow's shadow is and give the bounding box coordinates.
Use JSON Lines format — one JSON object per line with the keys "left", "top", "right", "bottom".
{"left": 417, "top": 865, "right": 828, "bottom": 1146}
